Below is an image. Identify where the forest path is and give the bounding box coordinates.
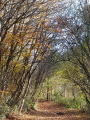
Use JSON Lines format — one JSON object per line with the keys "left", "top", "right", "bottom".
{"left": 4, "top": 101, "right": 88, "bottom": 120}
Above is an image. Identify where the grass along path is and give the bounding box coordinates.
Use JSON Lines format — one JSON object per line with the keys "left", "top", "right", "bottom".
{"left": 4, "top": 101, "right": 88, "bottom": 120}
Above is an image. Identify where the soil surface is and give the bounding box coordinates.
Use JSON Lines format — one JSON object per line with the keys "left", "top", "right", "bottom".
{"left": 3, "top": 101, "right": 89, "bottom": 120}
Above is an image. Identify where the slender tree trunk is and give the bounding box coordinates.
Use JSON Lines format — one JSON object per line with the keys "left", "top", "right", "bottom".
{"left": 87, "top": 103, "right": 90, "bottom": 119}
{"left": 18, "top": 98, "right": 25, "bottom": 112}
{"left": 85, "top": 95, "right": 90, "bottom": 119}
{"left": 50, "top": 87, "right": 52, "bottom": 101}
{"left": 47, "top": 86, "right": 49, "bottom": 101}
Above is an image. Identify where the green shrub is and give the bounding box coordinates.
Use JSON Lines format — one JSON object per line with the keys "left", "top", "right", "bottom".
{"left": 0, "top": 105, "right": 10, "bottom": 120}
{"left": 23, "top": 99, "right": 35, "bottom": 112}
{"left": 58, "top": 97, "right": 86, "bottom": 109}
{"left": 52, "top": 91, "right": 87, "bottom": 110}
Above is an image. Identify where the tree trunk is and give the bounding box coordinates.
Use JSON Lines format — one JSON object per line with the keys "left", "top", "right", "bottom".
{"left": 87, "top": 103, "right": 90, "bottom": 119}
{"left": 85, "top": 95, "right": 90, "bottom": 119}
{"left": 47, "top": 87, "right": 49, "bottom": 101}
{"left": 18, "top": 98, "right": 25, "bottom": 112}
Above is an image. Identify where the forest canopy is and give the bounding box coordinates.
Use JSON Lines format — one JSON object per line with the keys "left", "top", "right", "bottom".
{"left": 0, "top": 0, "right": 90, "bottom": 119}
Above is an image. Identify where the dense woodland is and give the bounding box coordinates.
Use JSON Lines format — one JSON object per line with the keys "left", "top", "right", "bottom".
{"left": 0, "top": 0, "right": 90, "bottom": 119}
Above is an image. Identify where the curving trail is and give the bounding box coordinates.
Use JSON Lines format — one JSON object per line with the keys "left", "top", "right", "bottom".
{"left": 4, "top": 101, "right": 88, "bottom": 120}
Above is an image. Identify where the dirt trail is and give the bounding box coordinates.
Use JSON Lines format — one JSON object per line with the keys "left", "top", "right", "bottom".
{"left": 4, "top": 101, "right": 88, "bottom": 120}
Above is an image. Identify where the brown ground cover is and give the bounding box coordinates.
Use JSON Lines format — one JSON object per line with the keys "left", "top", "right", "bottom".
{"left": 3, "top": 101, "right": 89, "bottom": 120}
